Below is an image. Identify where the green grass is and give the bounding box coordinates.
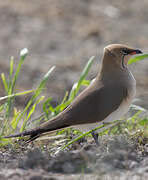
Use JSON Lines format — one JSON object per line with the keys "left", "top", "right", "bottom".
{"left": 0, "top": 49, "right": 148, "bottom": 148}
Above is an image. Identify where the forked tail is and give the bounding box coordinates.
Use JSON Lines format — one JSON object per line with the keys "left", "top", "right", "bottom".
{"left": 4, "top": 115, "right": 69, "bottom": 142}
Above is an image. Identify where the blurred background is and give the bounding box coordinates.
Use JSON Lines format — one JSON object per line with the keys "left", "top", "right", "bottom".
{"left": 0, "top": 0, "right": 148, "bottom": 109}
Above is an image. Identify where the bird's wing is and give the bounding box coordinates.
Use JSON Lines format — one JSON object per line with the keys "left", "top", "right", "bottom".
{"left": 64, "top": 81, "right": 128, "bottom": 126}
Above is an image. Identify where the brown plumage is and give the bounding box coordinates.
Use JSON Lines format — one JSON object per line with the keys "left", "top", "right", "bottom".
{"left": 4, "top": 44, "right": 142, "bottom": 144}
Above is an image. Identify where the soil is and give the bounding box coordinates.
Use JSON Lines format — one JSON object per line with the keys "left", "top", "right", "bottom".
{"left": 1, "top": 135, "right": 148, "bottom": 180}
{"left": 0, "top": 0, "right": 148, "bottom": 179}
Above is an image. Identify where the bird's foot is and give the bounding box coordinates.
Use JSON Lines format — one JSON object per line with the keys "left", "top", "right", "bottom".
{"left": 91, "top": 131, "right": 99, "bottom": 146}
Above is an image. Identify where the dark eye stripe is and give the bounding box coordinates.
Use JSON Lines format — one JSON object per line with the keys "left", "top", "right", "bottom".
{"left": 121, "top": 49, "right": 129, "bottom": 55}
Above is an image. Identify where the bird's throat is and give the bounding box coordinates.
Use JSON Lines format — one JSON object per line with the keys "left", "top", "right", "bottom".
{"left": 121, "top": 55, "right": 127, "bottom": 69}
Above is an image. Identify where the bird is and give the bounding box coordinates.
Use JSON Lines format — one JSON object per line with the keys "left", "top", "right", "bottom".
{"left": 4, "top": 44, "right": 142, "bottom": 145}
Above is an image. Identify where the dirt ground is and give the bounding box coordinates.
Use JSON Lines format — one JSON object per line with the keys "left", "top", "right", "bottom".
{"left": 0, "top": 135, "right": 148, "bottom": 180}
{"left": 0, "top": 0, "right": 148, "bottom": 179}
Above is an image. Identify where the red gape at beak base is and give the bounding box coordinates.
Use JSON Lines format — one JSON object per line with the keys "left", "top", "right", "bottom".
{"left": 122, "top": 49, "right": 142, "bottom": 69}
{"left": 130, "top": 49, "right": 143, "bottom": 55}
{"left": 130, "top": 51, "right": 137, "bottom": 55}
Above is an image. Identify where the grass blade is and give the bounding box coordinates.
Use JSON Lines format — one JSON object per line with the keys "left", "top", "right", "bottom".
{"left": 20, "top": 96, "right": 45, "bottom": 131}
{"left": 68, "top": 56, "right": 95, "bottom": 101}
{"left": 0, "top": 89, "right": 35, "bottom": 101}
{"left": 128, "top": 54, "right": 148, "bottom": 65}
{"left": 9, "top": 57, "right": 14, "bottom": 78}
{"left": 10, "top": 48, "right": 28, "bottom": 92}
{"left": 61, "top": 123, "right": 107, "bottom": 150}
{"left": 1, "top": 73, "right": 8, "bottom": 92}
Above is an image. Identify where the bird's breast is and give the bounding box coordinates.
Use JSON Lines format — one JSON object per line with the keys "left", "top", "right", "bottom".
{"left": 126, "top": 70, "right": 136, "bottom": 101}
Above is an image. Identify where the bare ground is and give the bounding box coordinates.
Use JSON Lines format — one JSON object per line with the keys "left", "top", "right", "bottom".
{"left": 0, "top": 135, "right": 148, "bottom": 179}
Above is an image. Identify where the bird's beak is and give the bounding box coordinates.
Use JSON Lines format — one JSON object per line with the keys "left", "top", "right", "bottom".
{"left": 130, "top": 49, "right": 143, "bottom": 55}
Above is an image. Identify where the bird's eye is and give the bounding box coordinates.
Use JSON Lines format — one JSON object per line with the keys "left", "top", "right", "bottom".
{"left": 121, "top": 49, "right": 129, "bottom": 55}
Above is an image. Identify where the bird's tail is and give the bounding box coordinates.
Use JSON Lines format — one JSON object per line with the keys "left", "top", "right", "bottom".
{"left": 4, "top": 115, "right": 69, "bottom": 142}
{"left": 4, "top": 128, "right": 41, "bottom": 143}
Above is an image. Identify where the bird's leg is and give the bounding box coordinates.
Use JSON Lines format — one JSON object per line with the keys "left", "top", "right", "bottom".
{"left": 91, "top": 131, "right": 99, "bottom": 146}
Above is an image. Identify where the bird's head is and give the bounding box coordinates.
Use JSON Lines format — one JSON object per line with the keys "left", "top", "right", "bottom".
{"left": 104, "top": 44, "right": 143, "bottom": 69}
